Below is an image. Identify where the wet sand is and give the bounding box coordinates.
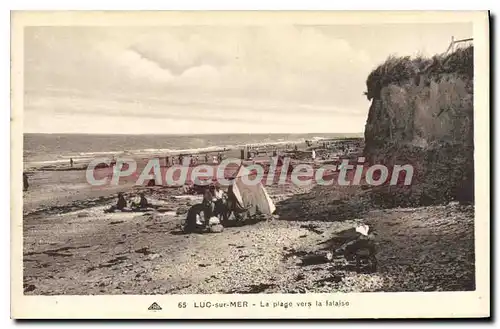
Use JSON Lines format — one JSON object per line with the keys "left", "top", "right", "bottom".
{"left": 22, "top": 143, "right": 304, "bottom": 214}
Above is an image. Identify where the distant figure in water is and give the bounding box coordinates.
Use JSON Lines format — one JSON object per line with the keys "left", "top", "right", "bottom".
{"left": 116, "top": 192, "right": 127, "bottom": 210}
{"left": 294, "top": 144, "right": 298, "bottom": 151}
{"left": 205, "top": 154, "right": 209, "bottom": 163}
{"left": 23, "top": 173, "right": 29, "bottom": 191}
{"left": 70, "top": 158, "right": 74, "bottom": 168}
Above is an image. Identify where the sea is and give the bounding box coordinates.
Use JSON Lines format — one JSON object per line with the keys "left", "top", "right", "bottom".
{"left": 24, "top": 133, "right": 362, "bottom": 167}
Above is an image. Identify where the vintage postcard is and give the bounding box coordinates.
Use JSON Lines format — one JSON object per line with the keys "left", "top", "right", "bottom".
{"left": 11, "top": 11, "right": 490, "bottom": 319}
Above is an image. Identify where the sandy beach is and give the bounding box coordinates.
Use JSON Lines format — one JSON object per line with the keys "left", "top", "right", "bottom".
{"left": 13, "top": 14, "right": 488, "bottom": 320}
{"left": 22, "top": 139, "right": 475, "bottom": 295}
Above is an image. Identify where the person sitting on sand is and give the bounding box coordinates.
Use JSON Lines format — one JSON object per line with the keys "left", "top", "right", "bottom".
{"left": 214, "top": 183, "right": 225, "bottom": 201}
{"left": 203, "top": 183, "right": 226, "bottom": 220}
{"left": 23, "top": 172, "right": 29, "bottom": 191}
{"left": 130, "top": 193, "right": 151, "bottom": 209}
{"left": 103, "top": 192, "right": 130, "bottom": 213}
{"left": 116, "top": 192, "right": 127, "bottom": 210}
{"left": 136, "top": 193, "right": 150, "bottom": 209}
{"left": 140, "top": 193, "right": 150, "bottom": 208}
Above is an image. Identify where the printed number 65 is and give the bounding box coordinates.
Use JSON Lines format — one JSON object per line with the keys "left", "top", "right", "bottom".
{"left": 178, "top": 302, "right": 187, "bottom": 308}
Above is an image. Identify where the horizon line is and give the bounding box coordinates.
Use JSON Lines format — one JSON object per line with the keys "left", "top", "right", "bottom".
{"left": 24, "top": 132, "right": 365, "bottom": 136}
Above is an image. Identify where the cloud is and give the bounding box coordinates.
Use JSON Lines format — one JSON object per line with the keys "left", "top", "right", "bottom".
{"left": 89, "top": 26, "right": 372, "bottom": 100}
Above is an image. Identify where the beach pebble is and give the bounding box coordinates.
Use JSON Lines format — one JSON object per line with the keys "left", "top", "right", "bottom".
{"left": 147, "top": 254, "right": 161, "bottom": 261}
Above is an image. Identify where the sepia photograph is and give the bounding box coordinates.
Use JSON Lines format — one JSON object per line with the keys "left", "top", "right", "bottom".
{"left": 11, "top": 11, "right": 490, "bottom": 319}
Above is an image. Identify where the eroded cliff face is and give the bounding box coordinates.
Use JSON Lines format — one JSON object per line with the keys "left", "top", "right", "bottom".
{"left": 363, "top": 47, "right": 474, "bottom": 206}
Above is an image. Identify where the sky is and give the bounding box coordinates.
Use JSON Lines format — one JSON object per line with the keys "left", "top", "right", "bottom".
{"left": 24, "top": 22, "right": 472, "bottom": 134}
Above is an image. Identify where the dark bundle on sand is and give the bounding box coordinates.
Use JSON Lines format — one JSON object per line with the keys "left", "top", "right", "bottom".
{"left": 23, "top": 173, "right": 29, "bottom": 191}
{"left": 365, "top": 46, "right": 473, "bottom": 101}
{"left": 323, "top": 225, "right": 378, "bottom": 273}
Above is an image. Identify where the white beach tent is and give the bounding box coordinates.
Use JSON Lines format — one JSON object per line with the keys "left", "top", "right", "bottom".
{"left": 227, "top": 165, "right": 276, "bottom": 216}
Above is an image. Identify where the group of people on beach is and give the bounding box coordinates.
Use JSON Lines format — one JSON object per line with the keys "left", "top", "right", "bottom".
{"left": 109, "top": 180, "right": 228, "bottom": 229}
{"left": 164, "top": 152, "right": 224, "bottom": 167}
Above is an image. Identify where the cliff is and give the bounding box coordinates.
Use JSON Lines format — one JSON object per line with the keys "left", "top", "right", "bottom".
{"left": 363, "top": 46, "right": 474, "bottom": 206}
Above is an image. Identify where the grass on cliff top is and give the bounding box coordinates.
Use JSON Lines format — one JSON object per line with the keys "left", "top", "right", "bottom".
{"left": 365, "top": 45, "right": 473, "bottom": 100}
